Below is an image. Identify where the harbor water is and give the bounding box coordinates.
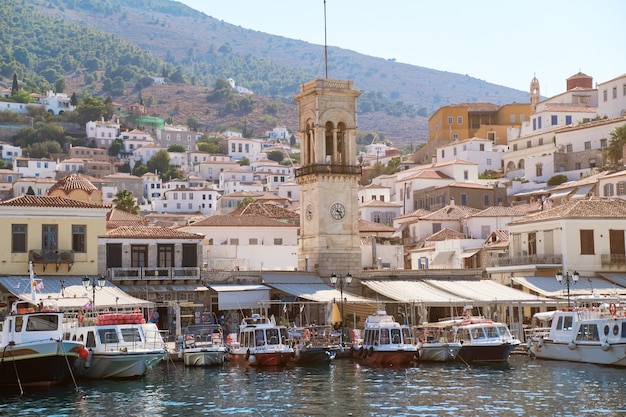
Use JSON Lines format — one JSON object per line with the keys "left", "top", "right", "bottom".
{"left": 1, "top": 354, "right": 625, "bottom": 416}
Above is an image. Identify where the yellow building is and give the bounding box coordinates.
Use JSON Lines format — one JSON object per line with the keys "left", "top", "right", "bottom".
{"left": 0, "top": 195, "right": 110, "bottom": 276}
{"left": 428, "top": 102, "right": 531, "bottom": 145}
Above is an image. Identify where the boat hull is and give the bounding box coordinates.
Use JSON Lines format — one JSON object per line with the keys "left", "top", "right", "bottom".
{"left": 293, "top": 346, "right": 336, "bottom": 366}
{"left": 229, "top": 350, "right": 293, "bottom": 367}
{"left": 74, "top": 350, "right": 165, "bottom": 379}
{"left": 529, "top": 339, "right": 626, "bottom": 367}
{"left": 457, "top": 343, "right": 515, "bottom": 363}
{"left": 417, "top": 343, "right": 461, "bottom": 362}
{"left": 352, "top": 346, "right": 417, "bottom": 367}
{"left": 0, "top": 340, "right": 82, "bottom": 389}
{"left": 182, "top": 348, "right": 228, "bottom": 367}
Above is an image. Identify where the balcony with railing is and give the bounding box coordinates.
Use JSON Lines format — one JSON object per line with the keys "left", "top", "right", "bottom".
{"left": 108, "top": 267, "right": 201, "bottom": 281}
{"left": 29, "top": 249, "right": 75, "bottom": 271}
{"left": 295, "top": 164, "right": 362, "bottom": 178}
{"left": 486, "top": 254, "right": 562, "bottom": 268}
{"left": 601, "top": 254, "right": 626, "bottom": 269}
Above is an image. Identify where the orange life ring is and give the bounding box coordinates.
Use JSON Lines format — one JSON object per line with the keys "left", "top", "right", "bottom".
{"left": 304, "top": 328, "right": 311, "bottom": 340}
{"left": 78, "top": 310, "right": 84, "bottom": 323}
{"left": 609, "top": 303, "right": 617, "bottom": 316}
{"left": 420, "top": 332, "right": 431, "bottom": 343}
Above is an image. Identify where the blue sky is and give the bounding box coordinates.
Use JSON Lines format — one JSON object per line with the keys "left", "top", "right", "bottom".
{"left": 179, "top": 0, "right": 625, "bottom": 97}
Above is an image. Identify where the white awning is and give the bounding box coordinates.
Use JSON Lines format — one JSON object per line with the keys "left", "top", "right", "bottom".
{"left": 425, "top": 279, "right": 553, "bottom": 305}
{"left": 570, "top": 184, "right": 594, "bottom": 199}
{"left": 261, "top": 272, "right": 372, "bottom": 303}
{"left": 433, "top": 251, "right": 454, "bottom": 263}
{"left": 511, "top": 276, "right": 626, "bottom": 297}
{"left": 170, "top": 285, "right": 209, "bottom": 292}
{"left": 209, "top": 284, "right": 270, "bottom": 310}
{"left": 390, "top": 223, "right": 407, "bottom": 238}
{"left": 549, "top": 189, "right": 573, "bottom": 200}
{"left": 461, "top": 249, "right": 481, "bottom": 258}
{"left": 361, "top": 280, "right": 469, "bottom": 306}
{"left": 0, "top": 276, "right": 153, "bottom": 310}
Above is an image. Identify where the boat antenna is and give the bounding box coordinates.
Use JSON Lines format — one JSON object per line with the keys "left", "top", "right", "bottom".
{"left": 324, "top": 0, "right": 328, "bottom": 79}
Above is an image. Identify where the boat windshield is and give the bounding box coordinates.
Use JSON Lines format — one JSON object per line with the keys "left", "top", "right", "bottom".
{"left": 26, "top": 314, "right": 59, "bottom": 332}
{"left": 265, "top": 328, "right": 280, "bottom": 345}
{"left": 121, "top": 328, "right": 142, "bottom": 343}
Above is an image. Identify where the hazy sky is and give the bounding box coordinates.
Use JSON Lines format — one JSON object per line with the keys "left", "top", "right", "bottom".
{"left": 178, "top": 0, "right": 624, "bottom": 97}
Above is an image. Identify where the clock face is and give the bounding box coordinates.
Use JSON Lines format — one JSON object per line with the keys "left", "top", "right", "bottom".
{"left": 329, "top": 202, "right": 346, "bottom": 220}
{"left": 305, "top": 203, "right": 314, "bottom": 221}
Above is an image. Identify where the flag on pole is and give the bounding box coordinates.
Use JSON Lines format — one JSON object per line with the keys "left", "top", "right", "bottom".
{"left": 35, "top": 280, "right": 44, "bottom": 291}
{"left": 84, "top": 301, "right": 92, "bottom": 310}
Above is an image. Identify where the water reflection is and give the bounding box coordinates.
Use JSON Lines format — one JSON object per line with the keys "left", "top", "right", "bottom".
{"left": 0, "top": 356, "right": 625, "bottom": 416}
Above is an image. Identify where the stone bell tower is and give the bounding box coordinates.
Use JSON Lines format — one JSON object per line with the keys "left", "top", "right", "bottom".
{"left": 295, "top": 79, "right": 362, "bottom": 277}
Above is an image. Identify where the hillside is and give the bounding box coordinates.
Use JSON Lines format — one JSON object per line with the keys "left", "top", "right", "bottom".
{"left": 5, "top": 0, "right": 529, "bottom": 146}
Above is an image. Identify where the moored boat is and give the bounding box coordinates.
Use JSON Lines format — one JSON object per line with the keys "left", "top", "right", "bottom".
{"left": 289, "top": 325, "right": 338, "bottom": 366}
{"left": 413, "top": 323, "right": 461, "bottom": 362}
{"left": 64, "top": 311, "right": 166, "bottom": 379}
{"left": 351, "top": 310, "right": 417, "bottom": 367}
{"left": 527, "top": 295, "right": 626, "bottom": 366}
{"left": 179, "top": 324, "right": 228, "bottom": 367}
{"left": 0, "top": 300, "right": 87, "bottom": 391}
{"left": 227, "top": 314, "right": 294, "bottom": 366}
{"left": 451, "top": 317, "right": 520, "bottom": 363}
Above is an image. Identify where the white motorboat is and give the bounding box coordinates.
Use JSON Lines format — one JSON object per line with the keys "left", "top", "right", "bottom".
{"left": 0, "top": 300, "right": 87, "bottom": 390}
{"left": 414, "top": 323, "right": 461, "bottom": 362}
{"left": 447, "top": 317, "right": 520, "bottom": 363}
{"left": 351, "top": 310, "right": 417, "bottom": 367}
{"left": 227, "top": 314, "right": 293, "bottom": 367}
{"left": 527, "top": 295, "right": 626, "bottom": 366}
{"left": 179, "top": 324, "right": 228, "bottom": 367}
{"left": 65, "top": 311, "right": 166, "bottom": 379}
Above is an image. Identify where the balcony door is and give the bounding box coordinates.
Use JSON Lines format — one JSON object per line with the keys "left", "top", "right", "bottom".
{"left": 42, "top": 225, "right": 58, "bottom": 254}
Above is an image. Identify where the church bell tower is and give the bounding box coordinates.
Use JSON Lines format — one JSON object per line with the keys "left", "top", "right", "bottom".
{"left": 295, "top": 79, "right": 362, "bottom": 276}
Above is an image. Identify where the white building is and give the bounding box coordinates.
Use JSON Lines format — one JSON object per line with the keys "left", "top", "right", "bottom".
{"left": 195, "top": 160, "right": 240, "bottom": 182}
{"left": 179, "top": 214, "right": 299, "bottom": 271}
{"left": 152, "top": 187, "right": 220, "bottom": 216}
{"left": 13, "top": 157, "right": 56, "bottom": 178}
{"left": 37, "top": 91, "right": 75, "bottom": 115}
{"left": 596, "top": 73, "right": 626, "bottom": 119}
{"left": 227, "top": 137, "right": 263, "bottom": 161}
{"left": 437, "top": 138, "right": 504, "bottom": 175}
{"left": 86, "top": 119, "right": 120, "bottom": 149}
{"left": 0, "top": 142, "right": 22, "bottom": 162}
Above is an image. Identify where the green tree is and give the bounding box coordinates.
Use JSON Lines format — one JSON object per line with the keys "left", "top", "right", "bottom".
{"left": 547, "top": 174, "right": 568, "bottom": 186}
{"left": 70, "top": 92, "right": 78, "bottom": 106}
{"left": 237, "top": 196, "right": 254, "bottom": 208}
{"left": 238, "top": 157, "right": 250, "bottom": 166}
{"left": 75, "top": 96, "right": 107, "bottom": 126}
{"left": 55, "top": 77, "right": 66, "bottom": 94}
{"left": 186, "top": 115, "right": 199, "bottom": 131}
{"left": 112, "top": 189, "right": 139, "bottom": 215}
{"left": 147, "top": 149, "right": 171, "bottom": 174}
{"left": 605, "top": 124, "right": 626, "bottom": 165}
{"left": 167, "top": 144, "right": 185, "bottom": 153}
{"left": 207, "top": 78, "right": 232, "bottom": 102}
{"left": 132, "top": 164, "right": 148, "bottom": 177}
{"left": 25, "top": 140, "right": 63, "bottom": 158}
{"left": 11, "top": 73, "right": 19, "bottom": 96}
{"left": 196, "top": 141, "right": 219, "bottom": 153}
{"left": 267, "top": 150, "right": 284, "bottom": 163}
{"left": 108, "top": 139, "right": 123, "bottom": 157}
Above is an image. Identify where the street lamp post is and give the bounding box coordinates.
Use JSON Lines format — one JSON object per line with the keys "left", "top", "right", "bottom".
{"left": 82, "top": 275, "right": 106, "bottom": 311}
{"left": 555, "top": 270, "right": 579, "bottom": 307}
{"left": 330, "top": 272, "right": 352, "bottom": 346}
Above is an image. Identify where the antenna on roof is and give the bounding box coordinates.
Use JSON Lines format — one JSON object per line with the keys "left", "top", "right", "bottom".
{"left": 324, "top": 0, "right": 328, "bottom": 79}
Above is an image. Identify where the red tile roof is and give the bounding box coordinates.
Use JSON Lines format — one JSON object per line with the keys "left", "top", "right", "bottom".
{"left": 0, "top": 195, "right": 109, "bottom": 209}
{"left": 106, "top": 226, "right": 203, "bottom": 239}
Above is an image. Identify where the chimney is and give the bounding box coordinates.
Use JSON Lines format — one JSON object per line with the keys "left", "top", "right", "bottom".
{"left": 450, "top": 197, "right": 455, "bottom": 207}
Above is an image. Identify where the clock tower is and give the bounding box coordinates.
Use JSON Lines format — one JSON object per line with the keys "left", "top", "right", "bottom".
{"left": 295, "top": 78, "right": 362, "bottom": 276}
